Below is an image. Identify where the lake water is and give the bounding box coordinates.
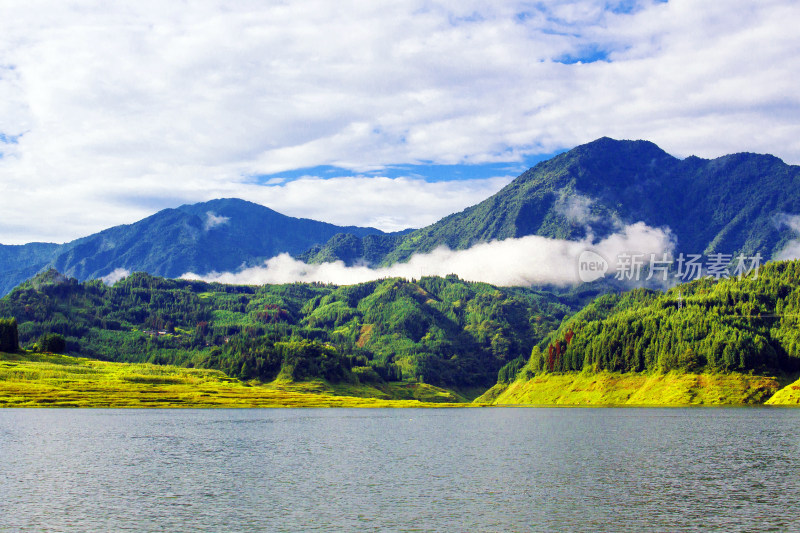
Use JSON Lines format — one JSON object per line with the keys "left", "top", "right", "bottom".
{"left": 1, "top": 407, "right": 799, "bottom": 532}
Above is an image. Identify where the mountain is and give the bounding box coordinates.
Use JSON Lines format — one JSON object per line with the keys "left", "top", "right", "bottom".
{"left": 5, "top": 138, "right": 800, "bottom": 296}
{"left": 0, "top": 198, "right": 386, "bottom": 296}
{"left": 304, "top": 137, "right": 800, "bottom": 265}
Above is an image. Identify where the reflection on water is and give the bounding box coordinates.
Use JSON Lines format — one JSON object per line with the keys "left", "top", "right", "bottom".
{"left": 1, "top": 408, "right": 799, "bottom": 532}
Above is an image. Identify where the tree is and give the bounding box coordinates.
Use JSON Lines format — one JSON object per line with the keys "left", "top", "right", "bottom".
{"left": 0, "top": 318, "right": 19, "bottom": 352}
{"left": 39, "top": 333, "right": 66, "bottom": 354}
{"left": 678, "top": 348, "right": 701, "bottom": 372}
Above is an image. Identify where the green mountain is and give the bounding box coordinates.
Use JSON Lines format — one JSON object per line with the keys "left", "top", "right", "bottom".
{"left": 0, "top": 270, "right": 584, "bottom": 388}
{"left": 0, "top": 198, "right": 386, "bottom": 296}
{"left": 304, "top": 137, "right": 800, "bottom": 265}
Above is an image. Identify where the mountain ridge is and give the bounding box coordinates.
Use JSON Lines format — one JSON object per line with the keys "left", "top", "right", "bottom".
{"left": 0, "top": 198, "right": 388, "bottom": 295}
{"left": 304, "top": 137, "right": 800, "bottom": 266}
{"left": 4, "top": 137, "right": 800, "bottom": 295}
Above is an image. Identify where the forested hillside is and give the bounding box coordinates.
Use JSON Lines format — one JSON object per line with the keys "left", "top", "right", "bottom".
{"left": 0, "top": 270, "right": 578, "bottom": 388}
{"left": 513, "top": 260, "right": 800, "bottom": 379}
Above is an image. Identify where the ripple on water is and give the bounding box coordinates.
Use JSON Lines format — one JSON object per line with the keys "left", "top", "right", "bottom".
{"left": 0, "top": 407, "right": 799, "bottom": 532}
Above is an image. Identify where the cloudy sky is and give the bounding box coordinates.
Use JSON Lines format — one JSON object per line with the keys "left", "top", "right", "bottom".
{"left": 1, "top": 0, "right": 799, "bottom": 245}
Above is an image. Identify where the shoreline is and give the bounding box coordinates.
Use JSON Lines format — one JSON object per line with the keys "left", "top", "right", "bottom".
{"left": 4, "top": 351, "right": 800, "bottom": 408}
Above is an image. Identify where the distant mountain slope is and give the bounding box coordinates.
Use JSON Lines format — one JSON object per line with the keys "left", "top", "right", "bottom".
{"left": 0, "top": 242, "right": 62, "bottom": 297}
{"left": 305, "top": 138, "right": 800, "bottom": 265}
{"left": 0, "top": 198, "right": 385, "bottom": 295}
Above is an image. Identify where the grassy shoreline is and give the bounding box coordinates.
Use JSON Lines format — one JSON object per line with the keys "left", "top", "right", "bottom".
{"left": 0, "top": 351, "right": 467, "bottom": 408}
{"left": 5, "top": 351, "right": 800, "bottom": 408}
{"left": 480, "top": 370, "right": 800, "bottom": 406}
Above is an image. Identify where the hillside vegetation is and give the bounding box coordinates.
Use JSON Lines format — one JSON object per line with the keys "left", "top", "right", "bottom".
{"left": 0, "top": 270, "right": 578, "bottom": 389}
{"left": 480, "top": 371, "right": 789, "bottom": 406}
{"left": 480, "top": 260, "right": 800, "bottom": 405}
{"left": 522, "top": 261, "right": 800, "bottom": 376}
{"left": 5, "top": 260, "right": 800, "bottom": 407}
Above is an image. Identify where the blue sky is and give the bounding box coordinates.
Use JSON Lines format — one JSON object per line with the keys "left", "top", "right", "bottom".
{"left": 1, "top": 0, "right": 799, "bottom": 244}
{"left": 253, "top": 151, "right": 562, "bottom": 185}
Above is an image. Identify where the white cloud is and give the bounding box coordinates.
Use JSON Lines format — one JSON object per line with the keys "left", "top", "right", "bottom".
{"left": 239, "top": 175, "right": 514, "bottom": 232}
{"left": 101, "top": 268, "right": 130, "bottom": 285}
{"left": 555, "top": 193, "right": 597, "bottom": 224}
{"left": 773, "top": 213, "right": 800, "bottom": 232}
{"left": 776, "top": 243, "right": 800, "bottom": 262}
{"left": 0, "top": 169, "right": 514, "bottom": 243}
{"left": 204, "top": 211, "right": 230, "bottom": 231}
{"left": 774, "top": 213, "right": 800, "bottom": 260}
{"left": 1, "top": 0, "right": 799, "bottom": 243}
{"left": 183, "top": 221, "right": 674, "bottom": 287}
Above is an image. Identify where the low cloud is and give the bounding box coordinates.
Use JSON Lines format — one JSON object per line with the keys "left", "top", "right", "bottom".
{"left": 101, "top": 268, "right": 130, "bottom": 285}
{"left": 204, "top": 211, "right": 230, "bottom": 231}
{"left": 773, "top": 213, "right": 800, "bottom": 232}
{"left": 774, "top": 213, "right": 800, "bottom": 260}
{"left": 776, "top": 243, "right": 800, "bottom": 261}
{"left": 183, "top": 222, "right": 674, "bottom": 287}
{"left": 555, "top": 193, "right": 597, "bottom": 224}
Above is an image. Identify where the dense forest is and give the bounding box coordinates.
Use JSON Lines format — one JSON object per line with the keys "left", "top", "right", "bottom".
{"left": 6, "top": 260, "right": 799, "bottom": 392}
{"left": 0, "top": 269, "right": 578, "bottom": 387}
{"left": 514, "top": 260, "right": 800, "bottom": 380}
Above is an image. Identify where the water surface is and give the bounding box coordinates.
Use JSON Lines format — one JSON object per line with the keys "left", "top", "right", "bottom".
{"left": 1, "top": 408, "right": 799, "bottom": 532}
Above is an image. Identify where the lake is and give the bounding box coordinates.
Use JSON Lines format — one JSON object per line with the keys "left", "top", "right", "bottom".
{"left": 1, "top": 407, "right": 799, "bottom": 532}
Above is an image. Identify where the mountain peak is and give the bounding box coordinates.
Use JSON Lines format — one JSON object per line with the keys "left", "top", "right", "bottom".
{"left": 0, "top": 198, "right": 388, "bottom": 295}
{"left": 571, "top": 136, "right": 673, "bottom": 160}
{"left": 306, "top": 138, "right": 800, "bottom": 267}
{"left": 176, "top": 198, "right": 280, "bottom": 217}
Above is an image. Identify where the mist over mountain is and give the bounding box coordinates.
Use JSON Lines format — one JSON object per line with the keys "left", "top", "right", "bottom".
{"left": 304, "top": 137, "right": 800, "bottom": 266}
{"left": 4, "top": 138, "right": 800, "bottom": 296}
{"left": 0, "top": 199, "right": 386, "bottom": 296}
